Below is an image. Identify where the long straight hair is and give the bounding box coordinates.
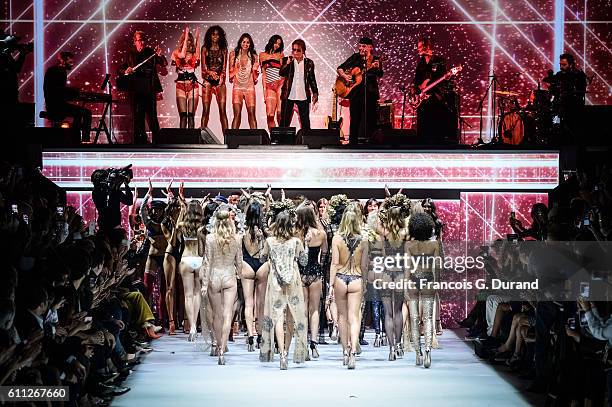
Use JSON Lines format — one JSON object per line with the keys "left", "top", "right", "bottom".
{"left": 337, "top": 202, "right": 363, "bottom": 237}
{"left": 234, "top": 33, "right": 257, "bottom": 64}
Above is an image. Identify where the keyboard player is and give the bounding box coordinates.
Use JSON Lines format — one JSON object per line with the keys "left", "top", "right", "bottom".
{"left": 43, "top": 51, "right": 92, "bottom": 141}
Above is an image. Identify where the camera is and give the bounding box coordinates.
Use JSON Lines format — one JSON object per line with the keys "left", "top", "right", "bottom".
{"left": 91, "top": 164, "right": 133, "bottom": 190}
{"left": 0, "top": 34, "right": 33, "bottom": 53}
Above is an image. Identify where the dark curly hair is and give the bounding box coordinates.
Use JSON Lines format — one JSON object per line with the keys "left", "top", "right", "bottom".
{"left": 204, "top": 25, "right": 227, "bottom": 51}
{"left": 408, "top": 212, "right": 435, "bottom": 241}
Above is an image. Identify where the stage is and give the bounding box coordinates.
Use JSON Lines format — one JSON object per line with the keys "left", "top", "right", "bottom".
{"left": 112, "top": 329, "right": 541, "bottom": 407}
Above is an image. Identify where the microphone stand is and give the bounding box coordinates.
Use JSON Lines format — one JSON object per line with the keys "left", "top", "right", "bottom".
{"left": 476, "top": 76, "right": 492, "bottom": 145}
{"left": 399, "top": 85, "right": 407, "bottom": 129}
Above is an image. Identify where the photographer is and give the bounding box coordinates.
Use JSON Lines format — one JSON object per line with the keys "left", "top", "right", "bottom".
{"left": 91, "top": 166, "right": 134, "bottom": 233}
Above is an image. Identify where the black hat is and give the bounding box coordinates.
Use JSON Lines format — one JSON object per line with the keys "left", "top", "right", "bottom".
{"left": 359, "top": 37, "right": 373, "bottom": 46}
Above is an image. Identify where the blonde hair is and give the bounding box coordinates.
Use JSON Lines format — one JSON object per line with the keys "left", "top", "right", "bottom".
{"left": 383, "top": 206, "right": 406, "bottom": 242}
{"left": 337, "top": 202, "right": 363, "bottom": 237}
{"left": 213, "top": 209, "right": 236, "bottom": 253}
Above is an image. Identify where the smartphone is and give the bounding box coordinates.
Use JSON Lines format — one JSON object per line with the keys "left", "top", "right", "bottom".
{"left": 579, "top": 311, "right": 588, "bottom": 327}
{"left": 88, "top": 221, "right": 96, "bottom": 236}
{"left": 84, "top": 316, "right": 93, "bottom": 322}
{"left": 11, "top": 204, "right": 18, "bottom": 214}
{"left": 567, "top": 317, "right": 576, "bottom": 330}
{"left": 580, "top": 281, "right": 590, "bottom": 298}
{"left": 583, "top": 217, "right": 590, "bottom": 226}
{"left": 57, "top": 206, "right": 64, "bottom": 216}
{"left": 22, "top": 214, "right": 29, "bottom": 225}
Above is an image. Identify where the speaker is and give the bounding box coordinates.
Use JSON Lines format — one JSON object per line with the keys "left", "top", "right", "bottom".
{"left": 155, "top": 128, "right": 219, "bottom": 145}
{"left": 372, "top": 129, "right": 421, "bottom": 146}
{"left": 270, "top": 127, "right": 296, "bottom": 145}
{"left": 224, "top": 129, "right": 269, "bottom": 149}
{"left": 299, "top": 129, "right": 341, "bottom": 149}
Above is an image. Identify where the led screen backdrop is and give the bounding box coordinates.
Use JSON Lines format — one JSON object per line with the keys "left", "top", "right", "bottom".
{"left": 4, "top": 0, "right": 612, "bottom": 143}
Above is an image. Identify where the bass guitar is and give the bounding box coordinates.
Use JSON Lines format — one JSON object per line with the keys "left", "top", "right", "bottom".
{"left": 408, "top": 65, "right": 462, "bottom": 108}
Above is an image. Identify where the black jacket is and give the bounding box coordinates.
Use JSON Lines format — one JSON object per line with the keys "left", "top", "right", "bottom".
{"left": 119, "top": 47, "right": 167, "bottom": 95}
{"left": 279, "top": 57, "right": 318, "bottom": 102}
{"left": 338, "top": 52, "right": 383, "bottom": 100}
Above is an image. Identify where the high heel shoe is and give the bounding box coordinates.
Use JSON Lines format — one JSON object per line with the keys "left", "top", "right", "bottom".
{"left": 209, "top": 342, "right": 217, "bottom": 357}
{"left": 187, "top": 328, "right": 197, "bottom": 342}
{"left": 218, "top": 353, "right": 225, "bottom": 365}
{"left": 183, "top": 319, "right": 190, "bottom": 334}
{"left": 388, "top": 346, "right": 397, "bottom": 361}
{"left": 330, "top": 324, "right": 339, "bottom": 342}
{"left": 342, "top": 350, "right": 349, "bottom": 366}
{"left": 168, "top": 320, "right": 176, "bottom": 336}
{"left": 280, "top": 351, "right": 288, "bottom": 370}
{"left": 247, "top": 336, "right": 255, "bottom": 352}
{"left": 396, "top": 345, "right": 404, "bottom": 359}
{"left": 310, "top": 341, "right": 319, "bottom": 359}
{"left": 416, "top": 349, "right": 423, "bottom": 366}
{"left": 256, "top": 335, "right": 262, "bottom": 349}
{"left": 143, "top": 323, "right": 161, "bottom": 340}
{"left": 373, "top": 334, "right": 381, "bottom": 347}
{"left": 347, "top": 352, "right": 356, "bottom": 370}
{"left": 436, "top": 320, "right": 443, "bottom": 336}
{"left": 424, "top": 349, "right": 431, "bottom": 368}
{"left": 381, "top": 333, "right": 388, "bottom": 347}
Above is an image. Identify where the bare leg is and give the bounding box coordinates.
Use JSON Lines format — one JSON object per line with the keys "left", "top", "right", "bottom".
{"left": 232, "top": 103, "right": 242, "bottom": 129}
{"left": 255, "top": 262, "right": 269, "bottom": 337}
{"left": 201, "top": 84, "right": 212, "bottom": 128}
{"left": 347, "top": 280, "right": 362, "bottom": 354}
{"left": 216, "top": 85, "right": 229, "bottom": 131}
{"left": 163, "top": 253, "right": 176, "bottom": 333}
{"left": 275, "top": 312, "right": 286, "bottom": 353}
{"left": 241, "top": 261, "right": 256, "bottom": 338}
{"left": 309, "top": 280, "right": 322, "bottom": 342}
{"left": 334, "top": 280, "right": 349, "bottom": 354}
{"left": 246, "top": 106, "right": 257, "bottom": 129}
{"left": 179, "top": 263, "right": 197, "bottom": 338}
{"left": 498, "top": 313, "right": 521, "bottom": 352}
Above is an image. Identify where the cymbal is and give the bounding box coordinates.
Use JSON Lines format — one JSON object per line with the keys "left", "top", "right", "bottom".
{"left": 494, "top": 90, "right": 519, "bottom": 96}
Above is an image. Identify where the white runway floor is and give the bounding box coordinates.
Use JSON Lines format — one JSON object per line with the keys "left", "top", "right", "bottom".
{"left": 113, "top": 330, "right": 537, "bottom": 407}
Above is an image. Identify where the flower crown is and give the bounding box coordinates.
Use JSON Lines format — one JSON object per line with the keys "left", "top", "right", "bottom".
{"left": 206, "top": 203, "right": 246, "bottom": 233}
{"left": 266, "top": 198, "right": 296, "bottom": 224}
{"left": 326, "top": 194, "right": 350, "bottom": 219}
{"left": 379, "top": 193, "right": 411, "bottom": 223}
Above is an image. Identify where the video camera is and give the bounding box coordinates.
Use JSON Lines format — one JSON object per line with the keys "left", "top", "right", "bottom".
{"left": 0, "top": 34, "right": 34, "bottom": 54}
{"left": 91, "top": 164, "right": 133, "bottom": 190}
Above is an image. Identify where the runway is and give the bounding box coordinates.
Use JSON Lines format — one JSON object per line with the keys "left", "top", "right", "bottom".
{"left": 112, "top": 330, "right": 538, "bottom": 407}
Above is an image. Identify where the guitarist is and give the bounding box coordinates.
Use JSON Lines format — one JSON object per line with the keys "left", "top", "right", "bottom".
{"left": 412, "top": 37, "right": 455, "bottom": 143}
{"left": 337, "top": 37, "right": 383, "bottom": 146}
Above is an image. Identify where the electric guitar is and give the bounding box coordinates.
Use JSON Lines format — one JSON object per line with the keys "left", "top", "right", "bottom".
{"left": 408, "top": 65, "right": 462, "bottom": 108}
{"left": 325, "top": 88, "right": 345, "bottom": 140}
{"left": 334, "top": 55, "right": 386, "bottom": 99}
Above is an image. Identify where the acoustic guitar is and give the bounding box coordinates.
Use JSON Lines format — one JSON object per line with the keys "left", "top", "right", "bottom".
{"left": 334, "top": 55, "right": 386, "bottom": 99}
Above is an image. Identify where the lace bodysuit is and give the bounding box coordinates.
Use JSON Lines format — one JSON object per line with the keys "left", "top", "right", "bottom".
{"left": 298, "top": 245, "right": 322, "bottom": 287}
{"left": 203, "top": 234, "right": 242, "bottom": 291}
{"left": 204, "top": 48, "right": 224, "bottom": 85}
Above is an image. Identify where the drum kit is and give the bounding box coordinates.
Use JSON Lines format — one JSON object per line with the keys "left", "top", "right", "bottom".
{"left": 489, "top": 87, "right": 552, "bottom": 146}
